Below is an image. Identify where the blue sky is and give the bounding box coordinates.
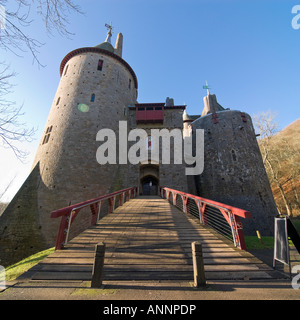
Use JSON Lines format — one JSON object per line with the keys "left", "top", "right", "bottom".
{"left": 1, "top": 0, "right": 300, "bottom": 201}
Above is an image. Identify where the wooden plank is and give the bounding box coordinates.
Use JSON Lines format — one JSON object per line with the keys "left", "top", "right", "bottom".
{"left": 104, "top": 258, "right": 259, "bottom": 265}
{"left": 37, "top": 261, "right": 268, "bottom": 273}
{"left": 40, "top": 257, "right": 258, "bottom": 266}
{"left": 32, "top": 270, "right": 274, "bottom": 281}
{"left": 48, "top": 251, "right": 247, "bottom": 259}
{"left": 32, "top": 272, "right": 92, "bottom": 281}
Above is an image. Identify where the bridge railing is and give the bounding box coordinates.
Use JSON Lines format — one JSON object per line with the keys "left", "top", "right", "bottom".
{"left": 51, "top": 187, "right": 138, "bottom": 250}
{"left": 160, "top": 187, "right": 251, "bottom": 250}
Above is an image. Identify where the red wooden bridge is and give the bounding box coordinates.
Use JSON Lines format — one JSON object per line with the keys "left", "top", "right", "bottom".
{"left": 30, "top": 187, "right": 284, "bottom": 281}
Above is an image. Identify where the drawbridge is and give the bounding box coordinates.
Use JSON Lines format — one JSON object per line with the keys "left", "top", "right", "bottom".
{"left": 30, "top": 187, "right": 285, "bottom": 281}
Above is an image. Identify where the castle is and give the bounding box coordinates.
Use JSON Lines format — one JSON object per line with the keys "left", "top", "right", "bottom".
{"left": 0, "top": 26, "right": 278, "bottom": 267}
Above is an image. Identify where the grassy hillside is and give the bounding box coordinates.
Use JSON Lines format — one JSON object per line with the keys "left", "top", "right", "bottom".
{"left": 262, "top": 118, "right": 300, "bottom": 217}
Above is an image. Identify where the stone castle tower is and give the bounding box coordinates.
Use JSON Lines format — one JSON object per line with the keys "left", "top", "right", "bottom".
{"left": 0, "top": 27, "right": 278, "bottom": 267}
{"left": 189, "top": 93, "right": 278, "bottom": 236}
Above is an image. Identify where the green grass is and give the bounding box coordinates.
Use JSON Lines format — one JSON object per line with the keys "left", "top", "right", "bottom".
{"left": 71, "top": 282, "right": 117, "bottom": 296}
{"left": 4, "top": 247, "right": 55, "bottom": 281}
{"left": 244, "top": 219, "right": 300, "bottom": 250}
{"left": 245, "top": 236, "right": 274, "bottom": 250}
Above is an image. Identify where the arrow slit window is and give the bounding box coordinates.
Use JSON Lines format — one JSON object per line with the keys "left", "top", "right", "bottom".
{"left": 97, "top": 59, "right": 103, "bottom": 71}
{"left": 64, "top": 65, "right": 69, "bottom": 76}
{"left": 42, "top": 126, "right": 53, "bottom": 145}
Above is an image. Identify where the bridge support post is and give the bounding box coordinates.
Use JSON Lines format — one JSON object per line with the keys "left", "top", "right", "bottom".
{"left": 192, "top": 241, "right": 206, "bottom": 287}
{"left": 91, "top": 242, "right": 106, "bottom": 288}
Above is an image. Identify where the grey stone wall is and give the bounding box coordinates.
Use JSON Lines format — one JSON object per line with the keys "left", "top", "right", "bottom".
{"left": 0, "top": 164, "right": 46, "bottom": 267}
{"left": 191, "top": 110, "right": 278, "bottom": 236}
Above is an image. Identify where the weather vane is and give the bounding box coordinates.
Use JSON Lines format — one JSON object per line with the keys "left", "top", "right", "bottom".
{"left": 104, "top": 22, "right": 113, "bottom": 43}
{"left": 203, "top": 80, "right": 211, "bottom": 95}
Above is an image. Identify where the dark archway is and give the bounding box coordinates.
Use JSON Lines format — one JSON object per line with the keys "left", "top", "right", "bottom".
{"left": 141, "top": 175, "right": 159, "bottom": 195}
{"left": 139, "top": 163, "right": 159, "bottom": 195}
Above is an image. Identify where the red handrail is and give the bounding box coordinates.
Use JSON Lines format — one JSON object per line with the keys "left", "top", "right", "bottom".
{"left": 160, "top": 187, "right": 251, "bottom": 250}
{"left": 51, "top": 187, "right": 138, "bottom": 250}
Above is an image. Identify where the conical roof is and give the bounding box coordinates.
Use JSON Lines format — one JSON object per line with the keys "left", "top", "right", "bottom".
{"left": 94, "top": 41, "right": 114, "bottom": 53}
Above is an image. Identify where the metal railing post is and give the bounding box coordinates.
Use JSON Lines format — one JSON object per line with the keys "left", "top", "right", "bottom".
{"left": 182, "top": 195, "right": 187, "bottom": 213}
{"left": 64, "top": 210, "right": 74, "bottom": 247}
{"left": 96, "top": 200, "right": 103, "bottom": 223}
{"left": 196, "top": 200, "right": 203, "bottom": 224}
{"left": 227, "top": 209, "right": 239, "bottom": 248}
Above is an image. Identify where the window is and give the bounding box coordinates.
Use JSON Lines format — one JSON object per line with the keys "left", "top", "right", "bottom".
{"left": 64, "top": 65, "right": 69, "bottom": 76}
{"left": 90, "top": 94, "right": 95, "bottom": 102}
{"left": 42, "top": 126, "right": 53, "bottom": 145}
{"left": 97, "top": 59, "right": 103, "bottom": 71}
{"left": 56, "top": 97, "right": 60, "bottom": 105}
{"left": 129, "top": 79, "right": 131, "bottom": 89}
{"left": 147, "top": 136, "right": 152, "bottom": 150}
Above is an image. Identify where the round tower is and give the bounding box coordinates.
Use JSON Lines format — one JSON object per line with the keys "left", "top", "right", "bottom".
{"left": 31, "top": 29, "right": 138, "bottom": 245}
{"left": 191, "top": 94, "right": 278, "bottom": 236}
{"left": 0, "top": 28, "right": 138, "bottom": 266}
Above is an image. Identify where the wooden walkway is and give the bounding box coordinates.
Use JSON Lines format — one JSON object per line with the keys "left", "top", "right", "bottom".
{"left": 32, "top": 196, "right": 283, "bottom": 281}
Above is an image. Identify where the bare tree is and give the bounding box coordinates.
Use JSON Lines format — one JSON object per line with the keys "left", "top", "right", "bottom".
{"left": 278, "top": 138, "right": 300, "bottom": 209}
{"left": 0, "top": 175, "right": 15, "bottom": 215}
{"left": 0, "top": 175, "right": 15, "bottom": 199}
{"left": 253, "top": 111, "right": 294, "bottom": 217}
{"left": 0, "top": 0, "right": 82, "bottom": 64}
{"left": 0, "top": 0, "right": 81, "bottom": 159}
{"left": 0, "top": 63, "right": 36, "bottom": 160}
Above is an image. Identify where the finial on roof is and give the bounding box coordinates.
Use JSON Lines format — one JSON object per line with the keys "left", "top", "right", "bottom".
{"left": 203, "top": 80, "right": 211, "bottom": 96}
{"left": 105, "top": 22, "right": 113, "bottom": 43}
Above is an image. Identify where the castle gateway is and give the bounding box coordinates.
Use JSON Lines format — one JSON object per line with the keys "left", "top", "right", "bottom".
{"left": 0, "top": 26, "right": 278, "bottom": 267}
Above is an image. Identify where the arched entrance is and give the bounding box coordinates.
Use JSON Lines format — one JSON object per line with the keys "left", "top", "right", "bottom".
{"left": 139, "top": 164, "right": 159, "bottom": 195}
{"left": 141, "top": 175, "right": 159, "bottom": 195}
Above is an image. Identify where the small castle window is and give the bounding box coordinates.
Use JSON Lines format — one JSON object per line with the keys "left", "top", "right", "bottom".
{"left": 64, "top": 65, "right": 69, "bottom": 76}
{"left": 90, "top": 94, "right": 95, "bottom": 102}
{"left": 97, "top": 59, "right": 103, "bottom": 71}
{"left": 232, "top": 150, "right": 237, "bottom": 161}
{"left": 129, "top": 79, "right": 131, "bottom": 89}
{"left": 56, "top": 97, "right": 60, "bottom": 105}
{"left": 147, "top": 136, "right": 152, "bottom": 150}
{"left": 42, "top": 126, "right": 53, "bottom": 145}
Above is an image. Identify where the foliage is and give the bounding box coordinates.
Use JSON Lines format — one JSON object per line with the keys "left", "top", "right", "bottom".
{"left": 254, "top": 112, "right": 300, "bottom": 217}
{"left": 0, "top": 0, "right": 81, "bottom": 160}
